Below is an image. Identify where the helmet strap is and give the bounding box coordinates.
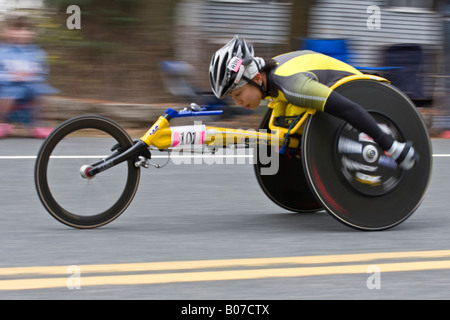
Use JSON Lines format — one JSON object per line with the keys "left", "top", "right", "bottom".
{"left": 242, "top": 75, "right": 267, "bottom": 97}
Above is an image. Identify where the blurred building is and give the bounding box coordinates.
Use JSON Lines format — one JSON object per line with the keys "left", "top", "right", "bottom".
{"left": 307, "top": 0, "right": 443, "bottom": 105}
{"left": 1, "top": 0, "right": 448, "bottom": 110}
{"left": 174, "top": 0, "right": 294, "bottom": 90}
{"left": 175, "top": 0, "right": 446, "bottom": 106}
{"left": 308, "top": 0, "right": 441, "bottom": 66}
{"left": 0, "top": 0, "right": 43, "bottom": 14}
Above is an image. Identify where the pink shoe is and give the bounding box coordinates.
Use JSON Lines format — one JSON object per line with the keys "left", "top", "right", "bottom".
{"left": 439, "top": 130, "right": 450, "bottom": 139}
{"left": 33, "top": 127, "right": 53, "bottom": 139}
{"left": 0, "top": 123, "right": 14, "bottom": 138}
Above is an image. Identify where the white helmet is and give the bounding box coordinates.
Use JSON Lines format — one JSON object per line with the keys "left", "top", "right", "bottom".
{"left": 209, "top": 35, "right": 261, "bottom": 99}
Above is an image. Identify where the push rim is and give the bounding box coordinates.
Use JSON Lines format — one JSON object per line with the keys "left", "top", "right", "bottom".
{"left": 334, "top": 112, "right": 405, "bottom": 197}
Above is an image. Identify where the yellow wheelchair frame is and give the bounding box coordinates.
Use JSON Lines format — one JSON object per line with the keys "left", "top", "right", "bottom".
{"left": 140, "top": 74, "right": 388, "bottom": 154}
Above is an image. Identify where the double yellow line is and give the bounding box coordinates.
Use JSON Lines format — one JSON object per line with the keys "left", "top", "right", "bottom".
{"left": 2, "top": 250, "right": 450, "bottom": 290}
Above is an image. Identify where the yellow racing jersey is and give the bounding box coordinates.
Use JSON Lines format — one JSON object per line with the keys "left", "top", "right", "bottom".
{"left": 265, "top": 50, "right": 362, "bottom": 127}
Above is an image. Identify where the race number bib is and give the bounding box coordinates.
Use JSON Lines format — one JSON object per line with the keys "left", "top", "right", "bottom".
{"left": 170, "top": 125, "right": 206, "bottom": 147}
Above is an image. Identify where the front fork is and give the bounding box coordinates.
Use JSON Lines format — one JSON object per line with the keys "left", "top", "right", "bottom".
{"left": 82, "top": 114, "right": 170, "bottom": 178}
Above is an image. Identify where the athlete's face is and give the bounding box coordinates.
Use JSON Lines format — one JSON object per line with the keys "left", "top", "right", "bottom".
{"left": 229, "top": 74, "right": 264, "bottom": 109}
{"left": 4, "top": 26, "right": 35, "bottom": 44}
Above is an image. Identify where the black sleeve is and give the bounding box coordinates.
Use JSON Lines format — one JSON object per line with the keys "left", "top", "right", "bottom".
{"left": 323, "top": 91, "right": 394, "bottom": 150}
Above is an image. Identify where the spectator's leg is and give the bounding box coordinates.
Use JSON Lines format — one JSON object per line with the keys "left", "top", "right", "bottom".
{"left": 0, "top": 98, "right": 15, "bottom": 137}
{"left": 27, "top": 96, "right": 53, "bottom": 139}
{"left": 0, "top": 98, "right": 15, "bottom": 121}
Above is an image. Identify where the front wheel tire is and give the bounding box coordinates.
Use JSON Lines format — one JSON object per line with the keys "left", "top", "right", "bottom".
{"left": 34, "top": 115, "right": 141, "bottom": 229}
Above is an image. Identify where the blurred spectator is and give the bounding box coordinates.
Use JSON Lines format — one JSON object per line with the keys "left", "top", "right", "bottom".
{"left": 0, "top": 14, "right": 58, "bottom": 138}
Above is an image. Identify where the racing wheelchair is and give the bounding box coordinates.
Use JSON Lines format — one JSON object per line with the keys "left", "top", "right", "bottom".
{"left": 34, "top": 75, "right": 432, "bottom": 230}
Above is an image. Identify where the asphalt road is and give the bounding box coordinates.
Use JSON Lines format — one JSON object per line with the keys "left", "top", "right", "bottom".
{"left": 1, "top": 137, "right": 450, "bottom": 301}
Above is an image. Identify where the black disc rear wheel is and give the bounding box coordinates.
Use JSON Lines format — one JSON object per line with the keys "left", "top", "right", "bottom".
{"left": 254, "top": 109, "right": 322, "bottom": 213}
{"left": 302, "top": 80, "right": 432, "bottom": 230}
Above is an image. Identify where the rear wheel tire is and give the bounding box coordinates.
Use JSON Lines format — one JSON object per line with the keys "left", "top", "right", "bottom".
{"left": 254, "top": 109, "right": 322, "bottom": 213}
{"left": 302, "top": 80, "right": 432, "bottom": 230}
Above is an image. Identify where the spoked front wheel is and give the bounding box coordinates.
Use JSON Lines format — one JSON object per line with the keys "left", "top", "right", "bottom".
{"left": 35, "top": 115, "right": 141, "bottom": 229}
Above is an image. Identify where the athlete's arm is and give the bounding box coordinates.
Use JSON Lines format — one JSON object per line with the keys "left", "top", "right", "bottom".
{"left": 275, "top": 73, "right": 331, "bottom": 111}
{"left": 277, "top": 73, "right": 394, "bottom": 151}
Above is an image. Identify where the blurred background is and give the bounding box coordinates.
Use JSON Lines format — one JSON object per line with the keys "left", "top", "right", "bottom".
{"left": 0, "top": 0, "right": 449, "bottom": 132}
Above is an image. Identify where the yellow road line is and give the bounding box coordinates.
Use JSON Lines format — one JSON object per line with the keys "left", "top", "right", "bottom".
{"left": 2, "top": 250, "right": 450, "bottom": 276}
{"left": 2, "top": 260, "right": 450, "bottom": 291}
{"left": 1, "top": 250, "right": 450, "bottom": 291}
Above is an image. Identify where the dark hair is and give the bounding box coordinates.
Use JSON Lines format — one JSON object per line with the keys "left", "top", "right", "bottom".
{"left": 5, "top": 15, "right": 31, "bottom": 29}
{"left": 261, "top": 58, "right": 277, "bottom": 74}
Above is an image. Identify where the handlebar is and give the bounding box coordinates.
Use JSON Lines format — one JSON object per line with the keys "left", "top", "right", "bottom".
{"left": 165, "top": 103, "right": 223, "bottom": 119}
